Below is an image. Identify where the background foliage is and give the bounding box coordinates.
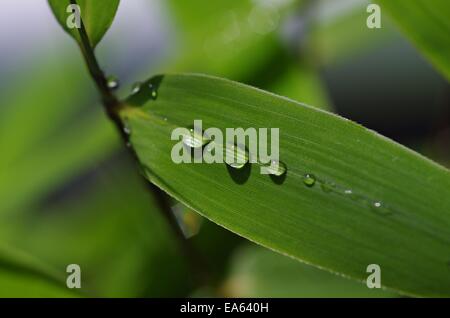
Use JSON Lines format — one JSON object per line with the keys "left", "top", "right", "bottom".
{"left": 0, "top": 0, "right": 448, "bottom": 297}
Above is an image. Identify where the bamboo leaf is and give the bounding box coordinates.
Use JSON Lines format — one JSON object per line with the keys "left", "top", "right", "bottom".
{"left": 378, "top": 0, "right": 450, "bottom": 81}
{"left": 121, "top": 74, "right": 450, "bottom": 297}
{"left": 48, "top": 0, "right": 120, "bottom": 48}
{"left": 0, "top": 244, "right": 76, "bottom": 297}
{"left": 224, "top": 245, "right": 395, "bottom": 297}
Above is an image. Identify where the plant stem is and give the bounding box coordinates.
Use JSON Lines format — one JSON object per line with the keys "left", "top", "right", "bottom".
{"left": 69, "top": 0, "right": 121, "bottom": 125}
{"left": 71, "top": 0, "right": 210, "bottom": 287}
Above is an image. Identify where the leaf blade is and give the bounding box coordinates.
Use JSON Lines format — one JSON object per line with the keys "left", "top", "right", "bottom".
{"left": 48, "top": 0, "right": 120, "bottom": 48}
{"left": 0, "top": 244, "right": 77, "bottom": 297}
{"left": 122, "top": 74, "right": 450, "bottom": 297}
{"left": 378, "top": 0, "right": 450, "bottom": 81}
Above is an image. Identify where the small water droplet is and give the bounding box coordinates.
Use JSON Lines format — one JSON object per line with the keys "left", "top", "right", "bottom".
{"left": 106, "top": 76, "right": 119, "bottom": 90}
{"left": 369, "top": 201, "right": 392, "bottom": 215}
{"left": 148, "top": 83, "right": 158, "bottom": 99}
{"left": 303, "top": 174, "right": 316, "bottom": 187}
{"left": 131, "top": 82, "right": 142, "bottom": 94}
{"left": 225, "top": 144, "right": 249, "bottom": 169}
{"left": 343, "top": 189, "right": 360, "bottom": 201}
{"left": 320, "top": 181, "right": 335, "bottom": 193}
{"left": 183, "top": 129, "right": 210, "bottom": 148}
{"left": 123, "top": 126, "right": 131, "bottom": 135}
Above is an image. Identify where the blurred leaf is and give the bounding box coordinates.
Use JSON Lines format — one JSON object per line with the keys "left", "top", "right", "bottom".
{"left": 223, "top": 244, "right": 395, "bottom": 297}
{"left": 0, "top": 159, "right": 191, "bottom": 297}
{"left": 0, "top": 56, "right": 119, "bottom": 214}
{"left": 0, "top": 110, "right": 118, "bottom": 214}
{"left": 378, "top": 0, "right": 450, "bottom": 81}
{"left": 165, "top": 0, "right": 295, "bottom": 80}
{"left": 165, "top": 0, "right": 331, "bottom": 111}
{"left": 0, "top": 244, "right": 75, "bottom": 297}
{"left": 122, "top": 74, "right": 450, "bottom": 297}
{"left": 0, "top": 59, "right": 89, "bottom": 166}
{"left": 48, "top": 0, "right": 120, "bottom": 48}
{"left": 311, "top": 3, "right": 395, "bottom": 66}
{"left": 269, "top": 62, "right": 331, "bottom": 110}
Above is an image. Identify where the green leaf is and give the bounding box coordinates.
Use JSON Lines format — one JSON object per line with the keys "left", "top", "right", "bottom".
{"left": 121, "top": 74, "right": 450, "bottom": 297}
{"left": 378, "top": 0, "right": 450, "bottom": 81}
{"left": 48, "top": 0, "right": 120, "bottom": 48}
{"left": 0, "top": 244, "right": 76, "bottom": 297}
{"left": 1, "top": 162, "right": 190, "bottom": 297}
{"left": 0, "top": 55, "right": 119, "bottom": 214}
{"left": 224, "top": 244, "right": 395, "bottom": 297}
{"left": 165, "top": 0, "right": 295, "bottom": 80}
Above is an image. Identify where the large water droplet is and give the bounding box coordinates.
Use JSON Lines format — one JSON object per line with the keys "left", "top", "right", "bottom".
{"left": 107, "top": 76, "right": 119, "bottom": 90}
{"left": 148, "top": 83, "right": 158, "bottom": 100}
{"left": 183, "top": 129, "right": 210, "bottom": 148}
{"left": 263, "top": 160, "right": 287, "bottom": 176}
{"left": 303, "top": 173, "right": 316, "bottom": 187}
{"left": 131, "top": 82, "right": 142, "bottom": 94}
{"left": 225, "top": 144, "right": 249, "bottom": 169}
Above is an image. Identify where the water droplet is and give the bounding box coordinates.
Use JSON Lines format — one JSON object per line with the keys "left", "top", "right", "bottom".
{"left": 183, "top": 129, "right": 210, "bottom": 148}
{"left": 106, "top": 76, "right": 119, "bottom": 90}
{"left": 225, "top": 144, "right": 249, "bottom": 169}
{"left": 131, "top": 82, "right": 142, "bottom": 94}
{"left": 343, "top": 189, "right": 360, "bottom": 201}
{"left": 320, "top": 181, "right": 335, "bottom": 193}
{"left": 262, "top": 160, "right": 287, "bottom": 176}
{"left": 148, "top": 83, "right": 158, "bottom": 100}
{"left": 303, "top": 174, "right": 316, "bottom": 187}
{"left": 123, "top": 125, "right": 131, "bottom": 135}
{"left": 369, "top": 201, "right": 392, "bottom": 215}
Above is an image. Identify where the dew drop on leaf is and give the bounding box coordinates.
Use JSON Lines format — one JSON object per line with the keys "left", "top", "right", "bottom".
{"left": 123, "top": 120, "right": 132, "bottom": 136}
{"left": 183, "top": 129, "right": 210, "bottom": 149}
{"left": 224, "top": 143, "right": 249, "bottom": 169}
{"left": 320, "top": 181, "right": 335, "bottom": 193}
{"left": 131, "top": 82, "right": 142, "bottom": 94}
{"left": 369, "top": 201, "right": 392, "bottom": 215}
{"left": 343, "top": 189, "right": 359, "bottom": 201}
{"left": 303, "top": 173, "right": 316, "bottom": 187}
{"left": 106, "top": 75, "right": 119, "bottom": 90}
{"left": 262, "top": 160, "right": 287, "bottom": 176}
{"left": 148, "top": 83, "right": 158, "bottom": 100}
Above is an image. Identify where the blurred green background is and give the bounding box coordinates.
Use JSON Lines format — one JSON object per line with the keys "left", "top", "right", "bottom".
{"left": 0, "top": 0, "right": 448, "bottom": 297}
